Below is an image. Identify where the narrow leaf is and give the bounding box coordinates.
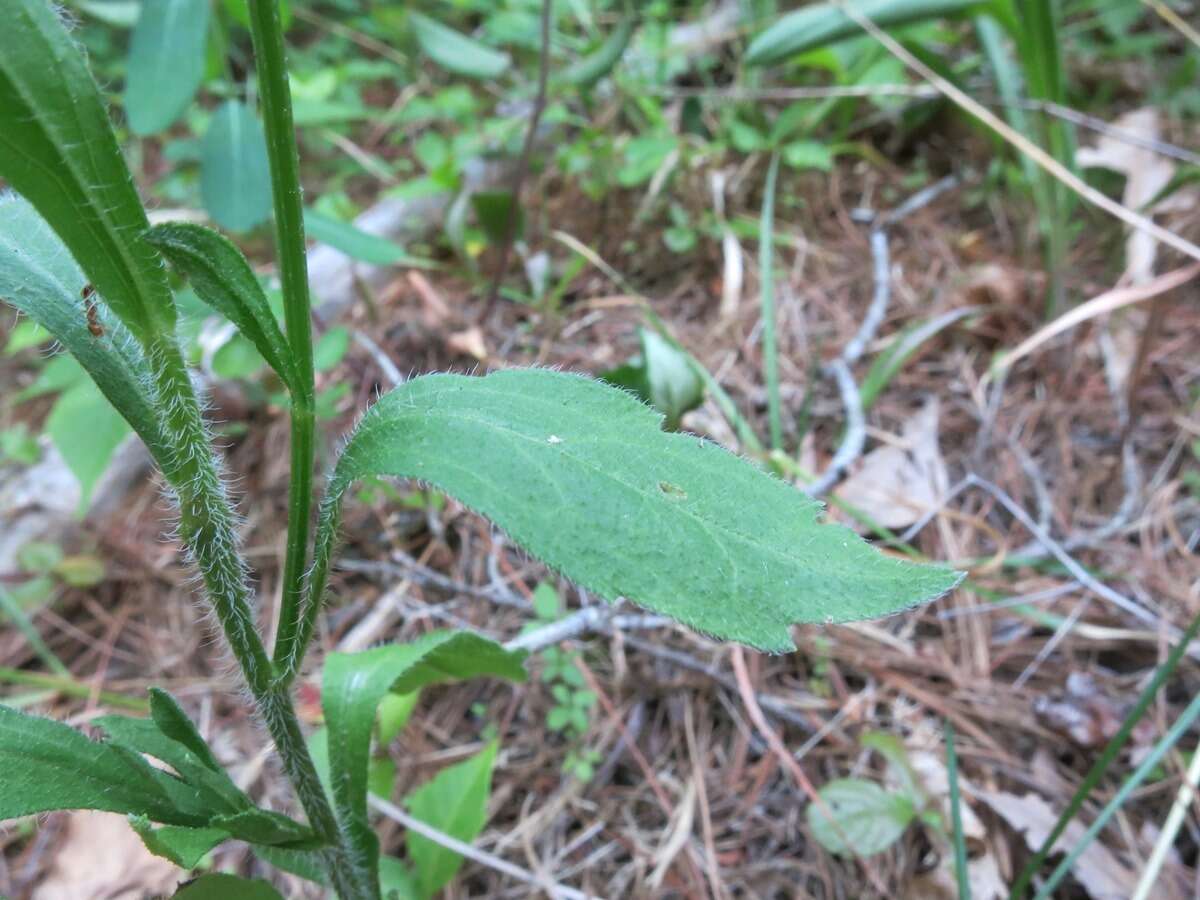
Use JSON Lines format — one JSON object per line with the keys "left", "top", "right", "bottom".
{"left": 46, "top": 380, "right": 131, "bottom": 512}
{"left": 201, "top": 100, "right": 273, "bottom": 233}
{"left": 410, "top": 12, "right": 512, "bottom": 79}
{"left": 314, "top": 370, "right": 962, "bottom": 654}
{"left": 303, "top": 209, "right": 438, "bottom": 269}
{"left": 559, "top": 12, "right": 637, "bottom": 88}
{"left": 125, "top": 0, "right": 211, "bottom": 135}
{"left": 0, "top": 0, "right": 176, "bottom": 345}
{"left": 0, "top": 195, "right": 170, "bottom": 467}
{"left": 322, "top": 632, "right": 527, "bottom": 894}
{"left": 146, "top": 223, "right": 299, "bottom": 390}
{"left": 406, "top": 741, "right": 498, "bottom": 897}
{"left": 0, "top": 704, "right": 196, "bottom": 825}
{"left": 745, "top": 0, "right": 981, "bottom": 66}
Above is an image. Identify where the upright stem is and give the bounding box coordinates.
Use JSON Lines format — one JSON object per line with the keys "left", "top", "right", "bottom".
{"left": 244, "top": 0, "right": 318, "bottom": 672}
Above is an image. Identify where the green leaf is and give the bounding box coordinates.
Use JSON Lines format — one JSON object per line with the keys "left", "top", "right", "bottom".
{"left": 54, "top": 554, "right": 107, "bottom": 588}
{"left": 0, "top": 0, "right": 176, "bottom": 345}
{"left": 221, "top": 0, "right": 292, "bottom": 30}
{"left": 640, "top": 328, "right": 703, "bottom": 430}
{"left": 380, "top": 856, "right": 420, "bottom": 900}
{"left": 71, "top": 0, "right": 143, "bottom": 28}
{"left": 125, "top": 0, "right": 211, "bottom": 135}
{"left": 377, "top": 692, "right": 419, "bottom": 746}
{"left": 303, "top": 209, "right": 437, "bottom": 268}
{"left": 46, "top": 381, "right": 131, "bottom": 512}
{"left": 0, "top": 704, "right": 197, "bottom": 824}
{"left": 201, "top": 101, "right": 272, "bottom": 233}
{"left": 322, "top": 632, "right": 527, "bottom": 895}
{"left": 146, "top": 223, "right": 298, "bottom": 391}
{"left": 130, "top": 816, "right": 228, "bottom": 869}
{"left": 313, "top": 326, "right": 350, "bottom": 373}
{"left": 314, "top": 370, "right": 961, "bottom": 653}
{"left": 0, "top": 197, "right": 168, "bottom": 470}
{"left": 172, "top": 873, "right": 285, "bottom": 900}
{"left": 783, "top": 140, "right": 834, "bottom": 171}
{"left": 410, "top": 12, "right": 512, "bottom": 79}
{"left": 745, "top": 0, "right": 981, "bottom": 66}
{"left": 559, "top": 12, "right": 637, "bottom": 88}
{"left": 471, "top": 191, "right": 522, "bottom": 245}
{"left": 807, "top": 778, "right": 915, "bottom": 856}
{"left": 406, "top": 741, "right": 498, "bottom": 898}
{"left": 149, "top": 689, "right": 225, "bottom": 774}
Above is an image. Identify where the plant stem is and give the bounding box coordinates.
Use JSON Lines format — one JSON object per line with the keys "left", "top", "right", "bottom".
{"left": 244, "top": 0, "right": 318, "bottom": 675}
{"left": 759, "top": 152, "right": 783, "bottom": 450}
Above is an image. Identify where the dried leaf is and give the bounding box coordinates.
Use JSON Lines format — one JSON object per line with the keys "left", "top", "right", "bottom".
{"left": 978, "top": 790, "right": 1137, "bottom": 900}
{"left": 32, "top": 811, "right": 181, "bottom": 899}
{"left": 836, "top": 398, "right": 947, "bottom": 529}
{"left": 446, "top": 326, "right": 488, "bottom": 361}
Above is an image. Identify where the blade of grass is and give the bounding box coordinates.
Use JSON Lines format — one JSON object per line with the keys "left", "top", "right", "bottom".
{"left": 0, "top": 666, "right": 149, "bottom": 711}
{"left": 1009, "top": 604, "right": 1200, "bottom": 897}
{"left": 1131, "top": 740, "right": 1200, "bottom": 900}
{"left": 1031, "top": 690, "right": 1200, "bottom": 900}
{"left": 945, "top": 719, "right": 971, "bottom": 900}
{"left": 0, "top": 586, "right": 67, "bottom": 676}
{"left": 759, "top": 152, "right": 783, "bottom": 450}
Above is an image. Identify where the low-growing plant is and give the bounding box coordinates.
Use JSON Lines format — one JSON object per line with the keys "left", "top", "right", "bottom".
{"left": 0, "top": 3, "right": 961, "bottom": 897}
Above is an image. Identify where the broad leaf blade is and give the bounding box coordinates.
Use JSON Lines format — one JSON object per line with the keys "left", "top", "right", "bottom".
{"left": 0, "top": 195, "right": 169, "bottom": 467}
{"left": 410, "top": 12, "right": 512, "bottom": 79}
{"left": 201, "top": 101, "right": 272, "bottom": 233}
{"left": 322, "top": 632, "right": 527, "bottom": 894}
{"left": 745, "top": 0, "right": 981, "bottom": 66}
{"left": 0, "top": 0, "right": 176, "bottom": 344}
{"left": 406, "top": 741, "right": 498, "bottom": 897}
{"left": 0, "top": 704, "right": 195, "bottom": 824}
{"left": 146, "top": 223, "right": 299, "bottom": 390}
{"left": 125, "top": 0, "right": 211, "bottom": 135}
{"left": 807, "top": 778, "right": 915, "bottom": 856}
{"left": 318, "top": 370, "right": 962, "bottom": 653}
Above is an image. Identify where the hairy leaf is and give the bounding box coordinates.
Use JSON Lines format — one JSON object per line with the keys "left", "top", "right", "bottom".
{"left": 0, "top": 0, "right": 176, "bottom": 344}
{"left": 313, "top": 370, "right": 961, "bottom": 653}
{"left": 808, "top": 778, "right": 915, "bottom": 856}
{"left": 130, "top": 816, "right": 229, "bottom": 869}
{"left": 410, "top": 12, "right": 511, "bottom": 79}
{"left": 147, "top": 223, "right": 299, "bottom": 391}
{"left": 172, "top": 873, "right": 284, "bottom": 899}
{"left": 0, "top": 704, "right": 198, "bottom": 825}
{"left": 406, "top": 741, "right": 498, "bottom": 898}
{"left": 0, "top": 195, "right": 170, "bottom": 467}
{"left": 125, "top": 0, "right": 210, "bottom": 135}
{"left": 201, "top": 101, "right": 272, "bottom": 233}
{"left": 322, "top": 632, "right": 527, "bottom": 894}
{"left": 745, "top": 0, "right": 981, "bottom": 66}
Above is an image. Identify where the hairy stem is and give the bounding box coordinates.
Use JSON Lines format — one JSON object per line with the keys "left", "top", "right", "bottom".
{"left": 244, "top": 0, "right": 318, "bottom": 674}
{"left": 149, "top": 334, "right": 367, "bottom": 897}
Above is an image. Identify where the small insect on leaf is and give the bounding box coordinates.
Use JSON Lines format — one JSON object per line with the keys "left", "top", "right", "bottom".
{"left": 81, "top": 284, "right": 104, "bottom": 337}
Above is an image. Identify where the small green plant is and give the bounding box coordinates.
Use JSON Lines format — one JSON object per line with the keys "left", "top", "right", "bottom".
{"left": 0, "top": 3, "right": 959, "bottom": 897}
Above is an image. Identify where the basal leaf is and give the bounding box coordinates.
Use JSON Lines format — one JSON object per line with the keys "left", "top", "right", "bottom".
{"left": 201, "top": 101, "right": 272, "bottom": 233}
{"left": 0, "top": 195, "right": 170, "bottom": 467}
{"left": 46, "top": 380, "right": 131, "bottom": 512}
{"left": 410, "top": 12, "right": 512, "bottom": 79}
{"left": 322, "top": 632, "right": 527, "bottom": 895}
{"left": 0, "top": 704, "right": 198, "bottom": 825}
{"left": 312, "top": 370, "right": 961, "bottom": 654}
{"left": 807, "top": 778, "right": 915, "bottom": 857}
{"left": 146, "top": 223, "right": 299, "bottom": 390}
{"left": 125, "top": 0, "right": 211, "bottom": 135}
{"left": 640, "top": 327, "right": 703, "bottom": 430}
{"left": 172, "top": 873, "right": 285, "bottom": 900}
{"left": 0, "top": 0, "right": 176, "bottom": 345}
{"left": 745, "top": 0, "right": 982, "bottom": 66}
{"left": 406, "top": 741, "right": 498, "bottom": 898}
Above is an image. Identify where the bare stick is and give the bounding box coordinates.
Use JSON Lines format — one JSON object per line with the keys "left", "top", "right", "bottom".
{"left": 368, "top": 795, "right": 596, "bottom": 900}
{"left": 804, "top": 359, "right": 865, "bottom": 498}
{"left": 483, "top": 0, "right": 552, "bottom": 316}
